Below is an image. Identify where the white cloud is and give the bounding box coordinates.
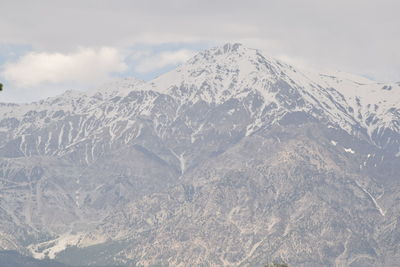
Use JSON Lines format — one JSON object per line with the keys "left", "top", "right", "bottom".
{"left": 134, "top": 49, "right": 196, "bottom": 73}
{"left": 1, "top": 47, "right": 127, "bottom": 87}
{"left": 129, "top": 50, "right": 152, "bottom": 60}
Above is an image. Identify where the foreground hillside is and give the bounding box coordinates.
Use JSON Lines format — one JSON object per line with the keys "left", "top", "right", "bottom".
{"left": 0, "top": 250, "right": 123, "bottom": 267}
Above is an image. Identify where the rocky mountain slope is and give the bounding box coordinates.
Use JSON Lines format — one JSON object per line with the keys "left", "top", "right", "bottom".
{"left": 0, "top": 43, "right": 399, "bottom": 266}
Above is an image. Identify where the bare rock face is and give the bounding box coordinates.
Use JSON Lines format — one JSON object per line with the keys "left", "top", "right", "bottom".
{"left": 0, "top": 44, "right": 400, "bottom": 266}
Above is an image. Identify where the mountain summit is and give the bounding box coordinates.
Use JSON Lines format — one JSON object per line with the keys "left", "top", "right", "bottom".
{"left": 0, "top": 44, "right": 400, "bottom": 266}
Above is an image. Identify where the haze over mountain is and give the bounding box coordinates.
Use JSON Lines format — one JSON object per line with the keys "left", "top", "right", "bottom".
{"left": 0, "top": 43, "right": 399, "bottom": 266}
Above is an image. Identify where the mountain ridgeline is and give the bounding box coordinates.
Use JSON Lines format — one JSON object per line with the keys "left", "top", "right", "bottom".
{"left": 0, "top": 43, "right": 399, "bottom": 266}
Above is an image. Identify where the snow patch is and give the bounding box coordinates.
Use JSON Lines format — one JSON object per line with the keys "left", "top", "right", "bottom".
{"left": 29, "top": 232, "right": 85, "bottom": 259}
{"left": 344, "top": 147, "right": 355, "bottom": 154}
{"left": 354, "top": 182, "right": 385, "bottom": 217}
{"left": 170, "top": 150, "right": 186, "bottom": 175}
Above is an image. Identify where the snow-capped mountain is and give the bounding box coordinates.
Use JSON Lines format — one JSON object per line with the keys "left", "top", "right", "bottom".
{"left": 0, "top": 43, "right": 399, "bottom": 266}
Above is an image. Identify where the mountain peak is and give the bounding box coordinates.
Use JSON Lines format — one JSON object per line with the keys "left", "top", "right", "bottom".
{"left": 188, "top": 42, "right": 259, "bottom": 63}
{"left": 145, "top": 43, "right": 286, "bottom": 104}
{"left": 219, "top": 42, "right": 245, "bottom": 54}
{"left": 88, "top": 77, "right": 145, "bottom": 97}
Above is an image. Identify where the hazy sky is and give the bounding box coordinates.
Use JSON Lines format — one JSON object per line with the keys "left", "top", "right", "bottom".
{"left": 0, "top": 0, "right": 399, "bottom": 102}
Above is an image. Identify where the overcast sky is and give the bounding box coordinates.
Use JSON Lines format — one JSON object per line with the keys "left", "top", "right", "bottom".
{"left": 0, "top": 0, "right": 399, "bottom": 103}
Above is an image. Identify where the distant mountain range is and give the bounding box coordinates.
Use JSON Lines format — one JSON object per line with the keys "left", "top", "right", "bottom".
{"left": 0, "top": 43, "right": 399, "bottom": 266}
